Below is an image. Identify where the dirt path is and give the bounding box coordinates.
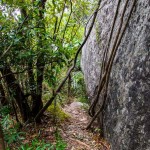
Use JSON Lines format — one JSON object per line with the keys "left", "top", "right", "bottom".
{"left": 22, "top": 101, "right": 110, "bottom": 150}
{"left": 59, "top": 102, "right": 110, "bottom": 150}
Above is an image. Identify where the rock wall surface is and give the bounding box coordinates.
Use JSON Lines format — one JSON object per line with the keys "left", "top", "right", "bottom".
{"left": 81, "top": 0, "right": 150, "bottom": 150}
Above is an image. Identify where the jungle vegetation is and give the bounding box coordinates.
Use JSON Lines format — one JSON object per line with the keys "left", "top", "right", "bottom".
{"left": 0, "top": 0, "right": 98, "bottom": 149}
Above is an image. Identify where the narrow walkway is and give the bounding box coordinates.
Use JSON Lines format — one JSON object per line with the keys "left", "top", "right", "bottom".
{"left": 60, "top": 102, "right": 109, "bottom": 150}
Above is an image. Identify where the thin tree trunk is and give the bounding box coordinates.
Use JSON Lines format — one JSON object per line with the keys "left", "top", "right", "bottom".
{"left": 31, "top": 0, "right": 47, "bottom": 119}
{"left": 27, "top": 62, "right": 37, "bottom": 111}
{"left": 0, "top": 80, "right": 7, "bottom": 106}
{"left": 67, "top": 74, "right": 71, "bottom": 99}
{"left": 31, "top": 57, "right": 44, "bottom": 118}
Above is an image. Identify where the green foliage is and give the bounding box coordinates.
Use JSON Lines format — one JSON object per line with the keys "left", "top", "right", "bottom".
{"left": 17, "top": 133, "right": 67, "bottom": 150}
{"left": 0, "top": 111, "right": 67, "bottom": 150}
{"left": 0, "top": 0, "right": 95, "bottom": 79}
{"left": 0, "top": 105, "right": 11, "bottom": 117}
{"left": 0, "top": 106, "right": 24, "bottom": 146}
{"left": 18, "top": 139, "right": 54, "bottom": 150}
{"left": 5, "top": 128, "right": 25, "bottom": 145}
{"left": 0, "top": 0, "right": 93, "bottom": 111}
{"left": 55, "top": 131, "right": 67, "bottom": 150}
{"left": 72, "top": 71, "right": 88, "bottom": 103}
{"left": 48, "top": 103, "right": 70, "bottom": 122}
{"left": 0, "top": 114, "right": 24, "bottom": 145}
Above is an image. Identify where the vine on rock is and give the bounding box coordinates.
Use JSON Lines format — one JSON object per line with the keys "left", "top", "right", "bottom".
{"left": 86, "top": 0, "right": 137, "bottom": 130}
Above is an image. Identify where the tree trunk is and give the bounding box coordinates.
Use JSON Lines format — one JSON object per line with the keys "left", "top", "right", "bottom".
{"left": 32, "top": 0, "right": 47, "bottom": 119}
{"left": 27, "top": 62, "right": 37, "bottom": 110}
{"left": 0, "top": 80, "right": 7, "bottom": 106}
{"left": 0, "top": 65, "right": 31, "bottom": 122}
{"left": 31, "top": 57, "right": 44, "bottom": 118}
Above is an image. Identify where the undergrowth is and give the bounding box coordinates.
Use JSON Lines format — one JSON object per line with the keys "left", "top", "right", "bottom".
{"left": 0, "top": 65, "right": 87, "bottom": 150}
{"left": 47, "top": 102, "right": 70, "bottom": 122}
{"left": 72, "top": 71, "right": 88, "bottom": 104}
{"left": 0, "top": 106, "right": 67, "bottom": 150}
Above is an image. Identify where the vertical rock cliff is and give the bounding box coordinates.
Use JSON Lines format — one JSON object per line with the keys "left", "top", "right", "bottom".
{"left": 81, "top": 0, "right": 150, "bottom": 149}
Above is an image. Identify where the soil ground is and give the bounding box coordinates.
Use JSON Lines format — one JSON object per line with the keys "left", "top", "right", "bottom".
{"left": 22, "top": 101, "right": 110, "bottom": 150}
{"left": 61, "top": 102, "right": 110, "bottom": 150}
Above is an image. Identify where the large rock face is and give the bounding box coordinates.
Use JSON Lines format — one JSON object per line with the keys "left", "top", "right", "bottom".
{"left": 81, "top": 0, "right": 150, "bottom": 150}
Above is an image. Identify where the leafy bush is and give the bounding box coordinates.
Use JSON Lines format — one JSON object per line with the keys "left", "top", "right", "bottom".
{"left": 48, "top": 103, "right": 70, "bottom": 122}
{"left": 0, "top": 114, "right": 24, "bottom": 145}
{"left": 18, "top": 139, "right": 54, "bottom": 150}
{"left": 55, "top": 131, "right": 67, "bottom": 150}
{"left": 16, "top": 132, "right": 67, "bottom": 150}
{"left": 0, "top": 106, "right": 10, "bottom": 115}
{"left": 72, "top": 71, "right": 88, "bottom": 103}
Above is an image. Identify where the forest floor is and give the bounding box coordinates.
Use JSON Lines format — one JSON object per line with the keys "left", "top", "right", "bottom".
{"left": 22, "top": 100, "right": 110, "bottom": 150}
{"left": 61, "top": 102, "right": 110, "bottom": 150}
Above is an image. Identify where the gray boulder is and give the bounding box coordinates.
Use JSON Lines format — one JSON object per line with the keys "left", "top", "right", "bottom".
{"left": 81, "top": 0, "right": 150, "bottom": 149}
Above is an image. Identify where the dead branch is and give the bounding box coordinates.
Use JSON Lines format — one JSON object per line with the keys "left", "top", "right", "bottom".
{"left": 70, "top": 138, "right": 90, "bottom": 149}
